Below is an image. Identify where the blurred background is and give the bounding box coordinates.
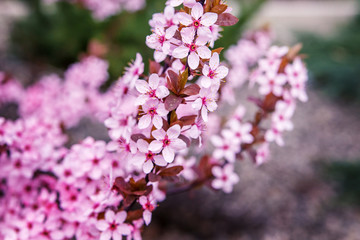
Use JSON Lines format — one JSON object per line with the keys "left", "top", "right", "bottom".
{"left": 0, "top": 0, "right": 360, "bottom": 239}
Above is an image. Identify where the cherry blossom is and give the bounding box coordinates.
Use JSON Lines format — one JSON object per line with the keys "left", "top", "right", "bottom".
{"left": 210, "top": 133, "right": 240, "bottom": 163}
{"left": 138, "top": 99, "right": 168, "bottom": 129}
{"left": 177, "top": 2, "right": 218, "bottom": 38}
{"left": 192, "top": 87, "right": 218, "bottom": 122}
{"left": 211, "top": 164, "right": 239, "bottom": 193}
{"left": 149, "top": 124, "right": 187, "bottom": 163}
{"left": 96, "top": 210, "right": 131, "bottom": 240}
{"left": 135, "top": 74, "right": 169, "bottom": 105}
{"left": 201, "top": 52, "right": 229, "bottom": 88}
{"left": 133, "top": 139, "right": 167, "bottom": 173}
{"left": 139, "top": 195, "right": 157, "bottom": 225}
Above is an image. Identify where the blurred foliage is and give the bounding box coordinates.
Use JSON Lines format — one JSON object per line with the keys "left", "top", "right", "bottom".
{"left": 300, "top": 0, "right": 360, "bottom": 103}
{"left": 10, "top": 0, "right": 266, "bottom": 85}
{"left": 324, "top": 161, "right": 360, "bottom": 205}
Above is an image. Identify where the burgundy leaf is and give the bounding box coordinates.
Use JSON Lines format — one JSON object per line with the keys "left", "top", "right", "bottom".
{"left": 165, "top": 95, "right": 183, "bottom": 111}
{"left": 215, "top": 13, "right": 239, "bottom": 26}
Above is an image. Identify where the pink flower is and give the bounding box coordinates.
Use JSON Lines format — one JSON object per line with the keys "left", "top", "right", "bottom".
{"left": 201, "top": 52, "right": 229, "bottom": 88}
{"left": 177, "top": 2, "right": 218, "bottom": 38}
{"left": 211, "top": 164, "right": 239, "bottom": 193}
{"left": 257, "top": 70, "right": 287, "bottom": 97}
{"left": 139, "top": 196, "right": 157, "bottom": 225}
{"left": 226, "top": 120, "right": 254, "bottom": 144}
{"left": 166, "top": 0, "right": 196, "bottom": 8}
{"left": 272, "top": 100, "right": 295, "bottom": 132}
{"left": 96, "top": 210, "right": 131, "bottom": 240}
{"left": 172, "top": 28, "right": 211, "bottom": 69}
{"left": 146, "top": 26, "right": 177, "bottom": 62}
{"left": 135, "top": 74, "right": 169, "bottom": 105}
{"left": 150, "top": 6, "right": 179, "bottom": 28}
{"left": 265, "top": 124, "right": 284, "bottom": 146}
{"left": 255, "top": 143, "right": 270, "bottom": 166}
{"left": 123, "top": 53, "right": 144, "bottom": 89}
{"left": 127, "top": 219, "right": 144, "bottom": 240}
{"left": 133, "top": 139, "right": 167, "bottom": 174}
{"left": 149, "top": 124, "right": 187, "bottom": 163}
{"left": 285, "top": 57, "right": 308, "bottom": 102}
{"left": 192, "top": 87, "right": 218, "bottom": 122}
{"left": 210, "top": 133, "right": 240, "bottom": 163}
{"left": 138, "top": 99, "right": 168, "bottom": 129}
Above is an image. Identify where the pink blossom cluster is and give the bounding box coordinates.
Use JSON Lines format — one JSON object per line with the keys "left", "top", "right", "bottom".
{"left": 0, "top": 72, "right": 23, "bottom": 105}
{"left": 0, "top": 1, "right": 309, "bottom": 239}
{"left": 20, "top": 56, "right": 112, "bottom": 128}
{"left": 44, "top": 0, "right": 146, "bottom": 20}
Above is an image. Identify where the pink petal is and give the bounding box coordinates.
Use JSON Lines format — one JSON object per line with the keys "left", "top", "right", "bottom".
{"left": 112, "top": 231, "right": 122, "bottom": 240}
{"left": 100, "top": 230, "right": 112, "bottom": 240}
{"left": 143, "top": 210, "right": 152, "bottom": 226}
{"left": 155, "top": 86, "right": 170, "bottom": 99}
{"left": 152, "top": 115, "right": 163, "bottom": 129}
{"left": 209, "top": 52, "right": 219, "bottom": 70}
{"left": 148, "top": 140, "right": 163, "bottom": 152}
{"left": 154, "top": 50, "right": 167, "bottom": 63}
{"left": 137, "top": 139, "right": 149, "bottom": 153}
{"left": 180, "top": 27, "right": 195, "bottom": 44}
{"left": 165, "top": 25, "right": 177, "bottom": 39}
{"left": 151, "top": 129, "right": 166, "bottom": 141}
{"left": 197, "top": 26, "right": 212, "bottom": 38}
{"left": 96, "top": 220, "right": 108, "bottom": 231}
{"left": 135, "top": 80, "right": 150, "bottom": 94}
{"left": 132, "top": 153, "right": 146, "bottom": 166}
{"left": 167, "top": 124, "right": 181, "bottom": 139}
{"left": 143, "top": 160, "right": 154, "bottom": 173}
{"left": 202, "top": 64, "right": 210, "bottom": 76}
{"left": 138, "top": 115, "right": 151, "bottom": 129}
{"left": 116, "top": 211, "right": 127, "bottom": 224}
{"left": 201, "top": 106, "right": 208, "bottom": 122}
{"left": 135, "top": 95, "right": 148, "bottom": 106}
{"left": 215, "top": 66, "right": 229, "bottom": 79}
{"left": 200, "top": 12, "right": 218, "bottom": 26}
{"left": 188, "top": 52, "right": 199, "bottom": 70}
{"left": 192, "top": 98, "right": 202, "bottom": 110}
{"left": 201, "top": 77, "right": 212, "bottom": 88}
{"left": 211, "top": 179, "right": 223, "bottom": 190}
{"left": 177, "top": 12, "right": 193, "bottom": 26}
{"left": 163, "top": 146, "right": 175, "bottom": 163}
{"left": 154, "top": 155, "right": 167, "bottom": 166}
{"left": 139, "top": 196, "right": 147, "bottom": 206}
{"left": 148, "top": 74, "right": 160, "bottom": 89}
{"left": 197, "top": 46, "right": 211, "bottom": 59}
{"left": 171, "top": 139, "right": 187, "bottom": 150}
{"left": 212, "top": 166, "right": 223, "bottom": 178}
{"left": 172, "top": 45, "right": 189, "bottom": 59}
{"left": 191, "top": 3, "right": 203, "bottom": 20}
{"left": 117, "top": 224, "right": 131, "bottom": 236}
{"left": 105, "top": 210, "right": 115, "bottom": 222}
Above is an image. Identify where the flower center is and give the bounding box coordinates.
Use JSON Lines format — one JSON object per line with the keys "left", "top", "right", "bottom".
{"left": 189, "top": 43, "right": 197, "bottom": 52}
{"left": 148, "top": 89, "right": 156, "bottom": 98}
{"left": 193, "top": 20, "right": 201, "bottom": 28}
{"left": 158, "top": 35, "right": 165, "bottom": 45}
{"left": 201, "top": 97, "right": 207, "bottom": 105}
{"left": 148, "top": 107, "right": 157, "bottom": 116}
{"left": 162, "top": 136, "right": 171, "bottom": 147}
{"left": 208, "top": 70, "right": 216, "bottom": 79}
{"left": 146, "top": 151, "right": 154, "bottom": 161}
{"left": 110, "top": 222, "right": 117, "bottom": 231}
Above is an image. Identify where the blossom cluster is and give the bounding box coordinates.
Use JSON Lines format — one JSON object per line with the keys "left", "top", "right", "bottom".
{"left": 44, "top": 0, "right": 146, "bottom": 20}
{"left": 0, "top": 0, "right": 309, "bottom": 239}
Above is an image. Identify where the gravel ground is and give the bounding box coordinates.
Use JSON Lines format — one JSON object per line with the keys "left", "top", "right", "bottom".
{"left": 1, "top": 1, "right": 360, "bottom": 240}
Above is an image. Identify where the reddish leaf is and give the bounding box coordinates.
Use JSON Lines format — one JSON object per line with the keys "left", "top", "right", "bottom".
{"left": 210, "top": 4, "right": 227, "bottom": 14}
{"left": 131, "top": 134, "right": 147, "bottom": 142}
{"left": 180, "top": 84, "right": 200, "bottom": 96}
{"left": 126, "top": 209, "right": 144, "bottom": 222}
{"left": 167, "top": 70, "right": 180, "bottom": 94}
{"left": 179, "top": 68, "right": 189, "bottom": 91}
{"left": 179, "top": 134, "right": 191, "bottom": 147}
{"left": 123, "top": 195, "right": 137, "bottom": 208}
{"left": 158, "top": 166, "right": 184, "bottom": 177}
{"left": 215, "top": 13, "right": 239, "bottom": 26}
{"left": 287, "top": 43, "right": 303, "bottom": 61}
{"left": 148, "top": 172, "right": 161, "bottom": 182}
{"left": 165, "top": 95, "right": 183, "bottom": 111}
{"left": 205, "top": 0, "right": 215, "bottom": 12}
{"left": 179, "top": 115, "right": 197, "bottom": 126}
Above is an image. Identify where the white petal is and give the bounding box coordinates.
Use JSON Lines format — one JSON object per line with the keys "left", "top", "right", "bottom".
{"left": 191, "top": 3, "right": 203, "bottom": 20}
{"left": 188, "top": 52, "right": 199, "bottom": 70}
{"left": 167, "top": 124, "right": 181, "bottom": 139}
{"left": 171, "top": 139, "right": 187, "bottom": 150}
{"left": 155, "top": 86, "right": 170, "bottom": 99}
{"left": 165, "top": 26, "right": 177, "bottom": 39}
{"left": 138, "top": 115, "right": 152, "bottom": 129}
{"left": 151, "top": 128, "right": 166, "bottom": 140}
{"left": 96, "top": 220, "right": 108, "bottom": 231}
{"left": 192, "top": 98, "right": 202, "bottom": 110}
{"left": 177, "top": 12, "right": 193, "bottom": 26}
{"left": 148, "top": 140, "right": 163, "bottom": 152}
{"left": 172, "top": 45, "right": 189, "bottom": 59}
{"left": 201, "top": 106, "right": 208, "bottom": 122}
{"left": 135, "top": 80, "right": 150, "bottom": 94}
{"left": 211, "top": 179, "right": 223, "bottom": 190}
{"left": 153, "top": 115, "right": 163, "bottom": 129}
{"left": 215, "top": 66, "right": 229, "bottom": 79}
{"left": 197, "top": 46, "right": 211, "bottom": 59}
{"left": 143, "top": 160, "right": 154, "bottom": 174}
{"left": 143, "top": 210, "right": 152, "bottom": 226}
{"left": 154, "top": 50, "right": 167, "bottom": 63}
{"left": 116, "top": 211, "right": 127, "bottom": 223}
{"left": 154, "top": 155, "right": 167, "bottom": 166}
{"left": 200, "top": 12, "right": 218, "bottom": 26}
{"left": 180, "top": 27, "right": 195, "bottom": 44}
{"left": 209, "top": 52, "right": 219, "bottom": 70}
{"left": 135, "top": 95, "right": 148, "bottom": 106}
{"left": 163, "top": 146, "right": 175, "bottom": 163}
{"left": 148, "top": 74, "right": 160, "bottom": 89}
{"left": 201, "top": 77, "right": 212, "bottom": 88}
{"left": 212, "top": 166, "right": 223, "bottom": 178}
{"left": 100, "top": 230, "right": 111, "bottom": 240}
{"left": 137, "top": 139, "right": 149, "bottom": 153}
{"left": 105, "top": 210, "right": 115, "bottom": 222}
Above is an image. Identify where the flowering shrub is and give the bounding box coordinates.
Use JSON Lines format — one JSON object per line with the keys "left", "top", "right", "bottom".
{"left": 44, "top": 0, "right": 146, "bottom": 20}
{"left": 0, "top": 0, "right": 308, "bottom": 239}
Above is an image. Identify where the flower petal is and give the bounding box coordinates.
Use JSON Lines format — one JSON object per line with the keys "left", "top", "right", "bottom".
{"left": 143, "top": 160, "right": 154, "bottom": 174}
{"left": 209, "top": 52, "right": 219, "bottom": 70}
{"left": 215, "top": 66, "right": 229, "bottom": 79}
{"left": 200, "top": 12, "right": 218, "bottom": 26}
{"left": 163, "top": 146, "right": 175, "bottom": 163}
{"left": 167, "top": 124, "right": 181, "bottom": 139}
{"left": 191, "top": 3, "right": 203, "bottom": 20}
{"left": 172, "top": 45, "right": 189, "bottom": 59}
{"left": 177, "top": 12, "right": 193, "bottom": 26}
{"left": 138, "top": 115, "right": 151, "bottom": 129}
{"left": 148, "top": 74, "right": 160, "bottom": 89}
{"left": 188, "top": 52, "right": 199, "bottom": 70}
{"left": 154, "top": 155, "right": 167, "bottom": 166}
{"left": 148, "top": 140, "right": 163, "bottom": 153}
{"left": 135, "top": 80, "right": 149, "bottom": 94}
{"left": 197, "top": 46, "right": 211, "bottom": 59}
